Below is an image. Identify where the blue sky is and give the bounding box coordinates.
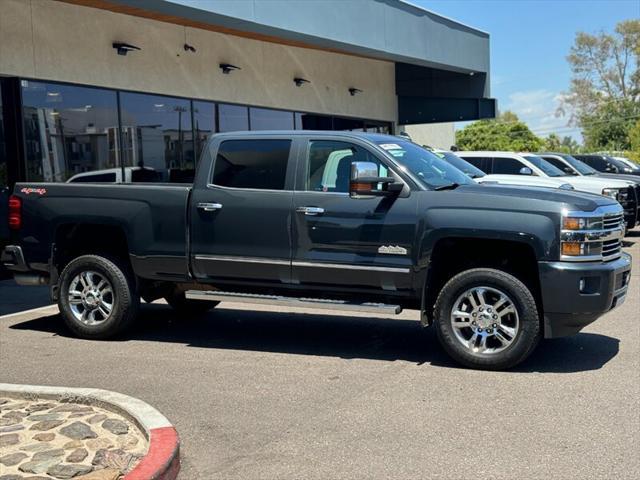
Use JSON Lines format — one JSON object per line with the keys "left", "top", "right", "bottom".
{"left": 413, "top": 0, "right": 640, "bottom": 140}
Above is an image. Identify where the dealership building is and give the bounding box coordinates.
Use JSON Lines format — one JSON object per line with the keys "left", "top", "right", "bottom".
{"left": 0, "top": 0, "right": 494, "bottom": 246}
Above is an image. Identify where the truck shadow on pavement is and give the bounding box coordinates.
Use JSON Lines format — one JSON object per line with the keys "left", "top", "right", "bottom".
{"left": 11, "top": 304, "right": 619, "bottom": 374}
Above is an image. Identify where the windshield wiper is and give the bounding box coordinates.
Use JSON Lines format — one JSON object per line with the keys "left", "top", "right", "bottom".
{"left": 434, "top": 182, "right": 461, "bottom": 191}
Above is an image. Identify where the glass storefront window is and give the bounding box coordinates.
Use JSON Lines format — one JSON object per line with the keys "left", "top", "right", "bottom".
{"left": 119, "top": 92, "right": 193, "bottom": 183}
{"left": 219, "top": 104, "right": 249, "bottom": 132}
{"left": 334, "top": 116, "right": 365, "bottom": 131}
{"left": 21, "top": 80, "right": 119, "bottom": 182}
{"left": 296, "top": 113, "right": 333, "bottom": 130}
{"left": 249, "top": 107, "right": 294, "bottom": 130}
{"left": 0, "top": 83, "right": 8, "bottom": 250}
{"left": 193, "top": 100, "right": 216, "bottom": 161}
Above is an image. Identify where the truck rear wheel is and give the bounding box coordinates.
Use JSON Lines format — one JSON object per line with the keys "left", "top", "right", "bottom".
{"left": 58, "top": 255, "right": 139, "bottom": 339}
{"left": 433, "top": 268, "right": 540, "bottom": 370}
{"left": 164, "top": 292, "right": 219, "bottom": 316}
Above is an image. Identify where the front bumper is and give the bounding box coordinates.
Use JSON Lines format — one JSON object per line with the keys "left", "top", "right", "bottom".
{"left": 538, "top": 253, "right": 632, "bottom": 338}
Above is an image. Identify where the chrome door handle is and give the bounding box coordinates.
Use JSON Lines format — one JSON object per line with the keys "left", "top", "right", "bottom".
{"left": 197, "top": 202, "right": 223, "bottom": 212}
{"left": 296, "top": 206, "right": 325, "bottom": 216}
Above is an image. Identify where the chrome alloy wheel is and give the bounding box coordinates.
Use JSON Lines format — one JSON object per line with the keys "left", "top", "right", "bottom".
{"left": 68, "top": 271, "right": 114, "bottom": 325}
{"left": 450, "top": 286, "right": 520, "bottom": 355}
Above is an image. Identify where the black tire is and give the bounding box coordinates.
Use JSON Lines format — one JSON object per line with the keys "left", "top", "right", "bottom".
{"left": 164, "top": 292, "right": 219, "bottom": 316}
{"left": 58, "top": 254, "right": 139, "bottom": 339}
{"left": 433, "top": 268, "right": 541, "bottom": 370}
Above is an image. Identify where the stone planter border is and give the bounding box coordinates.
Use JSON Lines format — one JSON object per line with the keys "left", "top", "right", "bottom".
{"left": 0, "top": 383, "right": 180, "bottom": 480}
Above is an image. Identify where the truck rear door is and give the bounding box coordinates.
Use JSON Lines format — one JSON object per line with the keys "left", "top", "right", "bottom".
{"left": 189, "top": 135, "right": 296, "bottom": 285}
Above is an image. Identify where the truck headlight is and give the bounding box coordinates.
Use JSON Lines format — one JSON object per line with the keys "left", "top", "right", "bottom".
{"left": 602, "top": 188, "right": 626, "bottom": 201}
{"left": 560, "top": 208, "right": 624, "bottom": 262}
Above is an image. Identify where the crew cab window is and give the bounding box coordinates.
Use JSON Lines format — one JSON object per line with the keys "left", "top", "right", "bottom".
{"left": 460, "top": 156, "right": 491, "bottom": 173}
{"left": 491, "top": 157, "right": 525, "bottom": 175}
{"left": 543, "top": 156, "right": 577, "bottom": 175}
{"left": 306, "top": 141, "right": 386, "bottom": 193}
{"left": 212, "top": 139, "right": 291, "bottom": 190}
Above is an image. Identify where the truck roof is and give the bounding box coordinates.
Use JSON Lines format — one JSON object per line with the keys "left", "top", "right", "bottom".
{"left": 210, "top": 130, "right": 401, "bottom": 143}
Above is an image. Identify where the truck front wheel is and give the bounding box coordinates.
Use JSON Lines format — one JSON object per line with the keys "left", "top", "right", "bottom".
{"left": 433, "top": 268, "right": 541, "bottom": 370}
{"left": 58, "top": 255, "right": 139, "bottom": 339}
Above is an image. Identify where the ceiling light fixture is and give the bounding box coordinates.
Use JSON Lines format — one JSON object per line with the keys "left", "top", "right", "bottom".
{"left": 183, "top": 43, "right": 196, "bottom": 53}
{"left": 348, "top": 87, "right": 363, "bottom": 96}
{"left": 219, "top": 63, "right": 241, "bottom": 74}
{"left": 112, "top": 42, "right": 141, "bottom": 56}
{"left": 294, "top": 77, "right": 310, "bottom": 87}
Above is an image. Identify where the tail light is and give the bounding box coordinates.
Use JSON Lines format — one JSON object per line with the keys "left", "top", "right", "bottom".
{"left": 8, "top": 195, "right": 21, "bottom": 230}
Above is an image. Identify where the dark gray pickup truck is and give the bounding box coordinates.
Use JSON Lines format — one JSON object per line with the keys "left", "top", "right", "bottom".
{"left": 2, "top": 132, "right": 633, "bottom": 370}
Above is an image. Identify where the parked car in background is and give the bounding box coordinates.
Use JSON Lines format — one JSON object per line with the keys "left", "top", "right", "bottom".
{"left": 2, "top": 132, "right": 632, "bottom": 370}
{"left": 434, "top": 150, "right": 575, "bottom": 190}
{"left": 574, "top": 154, "right": 640, "bottom": 176}
{"left": 457, "top": 151, "right": 638, "bottom": 230}
{"left": 539, "top": 153, "right": 639, "bottom": 229}
{"left": 613, "top": 156, "right": 640, "bottom": 171}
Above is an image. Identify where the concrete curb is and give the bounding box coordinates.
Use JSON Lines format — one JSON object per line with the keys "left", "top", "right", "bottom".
{"left": 0, "top": 383, "right": 180, "bottom": 480}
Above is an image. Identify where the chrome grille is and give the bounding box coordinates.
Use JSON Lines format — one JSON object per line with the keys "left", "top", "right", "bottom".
{"left": 602, "top": 238, "right": 622, "bottom": 261}
{"left": 603, "top": 213, "right": 624, "bottom": 230}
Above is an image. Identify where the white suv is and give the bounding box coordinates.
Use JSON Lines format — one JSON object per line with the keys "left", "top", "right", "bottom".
{"left": 457, "top": 151, "right": 633, "bottom": 200}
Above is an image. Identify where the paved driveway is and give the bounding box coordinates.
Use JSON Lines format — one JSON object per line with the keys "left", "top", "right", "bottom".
{"left": 1, "top": 236, "right": 639, "bottom": 479}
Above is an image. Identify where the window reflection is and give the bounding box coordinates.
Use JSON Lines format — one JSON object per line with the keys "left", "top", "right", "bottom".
{"left": 249, "top": 107, "right": 294, "bottom": 130}
{"left": 193, "top": 101, "right": 216, "bottom": 160}
{"left": 21, "top": 81, "right": 119, "bottom": 182}
{"left": 119, "top": 92, "right": 193, "bottom": 183}
{"left": 296, "top": 113, "right": 333, "bottom": 130}
{"left": 219, "top": 104, "right": 248, "bottom": 132}
{"left": 0, "top": 84, "right": 8, "bottom": 247}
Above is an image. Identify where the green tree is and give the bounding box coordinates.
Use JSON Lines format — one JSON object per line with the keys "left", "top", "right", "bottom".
{"left": 542, "top": 133, "right": 580, "bottom": 153}
{"left": 456, "top": 111, "right": 543, "bottom": 151}
{"left": 559, "top": 20, "right": 640, "bottom": 150}
{"left": 581, "top": 99, "right": 639, "bottom": 150}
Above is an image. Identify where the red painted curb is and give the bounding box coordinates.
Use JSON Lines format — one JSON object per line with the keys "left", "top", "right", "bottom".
{"left": 124, "top": 427, "right": 180, "bottom": 480}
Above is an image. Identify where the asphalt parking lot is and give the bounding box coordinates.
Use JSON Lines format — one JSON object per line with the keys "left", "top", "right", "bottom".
{"left": 1, "top": 234, "right": 639, "bottom": 479}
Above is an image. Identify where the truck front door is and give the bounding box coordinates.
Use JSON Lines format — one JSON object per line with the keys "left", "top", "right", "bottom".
{"left": 291, "top": 138, "right": 417, "bottom": 294}
{"left": 190, "top": 136, "right": 295, "bottom": 285}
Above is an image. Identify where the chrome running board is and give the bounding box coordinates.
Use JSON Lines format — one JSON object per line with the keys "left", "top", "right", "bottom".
{"left": 185, "top": 290, "right": 402, "bottom": 315}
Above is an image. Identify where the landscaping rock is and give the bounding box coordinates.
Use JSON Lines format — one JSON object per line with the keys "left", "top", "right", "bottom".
{"left": 86, "top": 414, "right": 107, "bottom": 425}
{"left": 0, "top": 417, "right": 19, "bottom": 426}
{"left": 0, "top": 475, "right": 24, "bottom": 480}
{"left": 30, "top": 420, "right": 65, "bottom": 431}
{"left": 75, "top": 469, "right": 120, "bottom": 480}
{"left": 92, "top": 448, "right": 138, "bottom": 470}
{"left": 51, "top": 405, "right": 93, "bottom": 414}
{"left": 26, "top": 403, "right": 56, "bottom": 413}
{"left": 102, "top": 418, "right": 129, "bottom": 435}
{"left": 20, "top": 442, "right": 53, "bottom": 452}
{"left": 19, "top": 457, "right": 62, "bottom": 474}
{"left": 47, "top": 463, "right": 93, "bottom": 479}
{"left": 33, "top": 432, "right": 56, "bottom": 442}
{"left": 0, "top": 424, "right": 25, "bottom": 433}
{"left": 32, "top": 448, "right": 65, "bottom": 462}
{"left": 60, "top": 421, "right": 97, "bottom": 440}
{"left": 0, "top": 452, "right": 28, "bottom": 466}
{"left": 63, "top": 440, "right": 83, "bottom": 449}
{"left": 86, "top": 438, "right": 114, "bottom": 450}
{"left": 66, "top": 448, "right": 89, "bottom": 463}
{"left": 0, "top": 433, "right": 20, "bottom": 447}
{"left": 28, "top": 413, "right": 63, "bottom": 422}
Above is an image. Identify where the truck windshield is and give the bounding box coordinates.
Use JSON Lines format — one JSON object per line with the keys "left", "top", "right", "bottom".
{"left": 562, "top": 155, "right": 599, "bottom": 175}
{"left": 375, "top": 141, "right": 475, "bottom": 189}
{"left": 522, "top": 155, "right": 566, "bottom": 177}
{"left": 433, "top": 151, "right": 486, "bottom": 179}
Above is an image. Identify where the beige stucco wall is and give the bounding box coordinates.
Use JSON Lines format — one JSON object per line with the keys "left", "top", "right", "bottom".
{"left": 402, "top": 123, "right": 456, "bottom": 149}
{"left": 0, "top": 0, "right": 397, "bottom": 122}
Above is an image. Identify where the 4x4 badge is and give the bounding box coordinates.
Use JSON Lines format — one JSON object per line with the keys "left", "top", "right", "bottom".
{"left": 378, "top": 245, "right": 408, "bottom": 255}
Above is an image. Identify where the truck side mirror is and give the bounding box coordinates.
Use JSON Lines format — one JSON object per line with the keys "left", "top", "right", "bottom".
{"left": 350, "top": 161, "right": 400, "bottom": 198}
{"left": 519, "top": 167, "right": 533, "bottom": 175}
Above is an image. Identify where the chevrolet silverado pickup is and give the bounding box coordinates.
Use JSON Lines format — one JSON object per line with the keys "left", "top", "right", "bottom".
{"left": 2, "top": 132, "right": 633, "bottom": 370}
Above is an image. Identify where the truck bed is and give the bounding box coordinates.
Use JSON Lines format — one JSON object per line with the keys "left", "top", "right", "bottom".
{"left": 12, "top": 182, "right": 192, "bottom": 280}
